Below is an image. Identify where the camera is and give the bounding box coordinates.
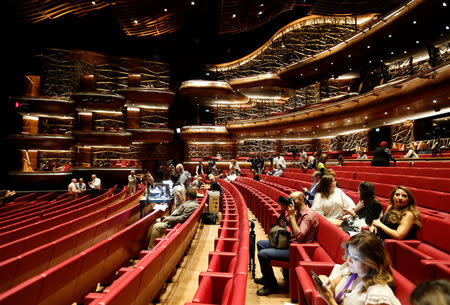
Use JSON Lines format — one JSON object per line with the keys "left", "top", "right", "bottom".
{"left": 278, "top": 196, "right": 294, "bottom": 206}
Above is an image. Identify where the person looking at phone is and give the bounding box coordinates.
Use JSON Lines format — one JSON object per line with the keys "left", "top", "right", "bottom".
{"left": 314, "top": 232, "right": 400, "bottom": 305}
{"left": 255, "top": 191, "right": 318, "bottom": 296}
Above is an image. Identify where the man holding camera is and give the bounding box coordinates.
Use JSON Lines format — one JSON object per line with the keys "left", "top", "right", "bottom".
{"left": 255, "top": 191, "right": 319, "bottom": 296}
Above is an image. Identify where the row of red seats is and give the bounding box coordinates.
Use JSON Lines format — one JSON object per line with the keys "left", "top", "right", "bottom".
{"left": 282, "top": 170, "right": 450, "bottom": 216}
{"left": 233, "top": 176, "right": 418, "bottom": 305}
{"left": 85, "top": 194, "right": 207, "bottom": 305}
{"left": 0, "top": 195, "right": 87, "bottom": 232}
{"left": 0, "top": 188, "right": 117, "bottom": 246}
{"left": 340, "top": 160, "right": 450, "bottom": 168}
{"left": 0, "top": 186, "right": 151, "bottom": 305}
{"left": 325, "top": 165, "right": 450, "bottom": 178}
{"left": 0, "top": 186, "right": 143, "bottom": 294}
{"left": 185, "top": 179, "right": 249, "bottom": 305}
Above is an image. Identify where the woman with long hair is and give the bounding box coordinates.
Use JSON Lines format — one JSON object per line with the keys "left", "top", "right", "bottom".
{"left": 315, "top": 232, "right": 400, "bottom": 305}
{"left": 340, "top": 182, "right": 383, "bottom": 233}
{"left": 312, "top": 175, "right": 355, "bottom": 221}
{"left": 370, "top": 186, "right": 421, "bottom": 240}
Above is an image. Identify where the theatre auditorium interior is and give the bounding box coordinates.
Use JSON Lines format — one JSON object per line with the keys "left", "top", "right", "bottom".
{"left": 1, "top": 0, "right": 450, "bottom": 304}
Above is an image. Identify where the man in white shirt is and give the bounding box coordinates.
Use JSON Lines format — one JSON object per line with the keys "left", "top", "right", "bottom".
{"left": 68, "top": 178, "right": 78, "bottom": 200}
{"left": 273, "top": 153, "right": 286, "bottom": 170}
{"left": 88, "top": 174, "right": 101, "bottom": 196}
{"left": 127, "top": 170, "right": 137, "bottom": 195}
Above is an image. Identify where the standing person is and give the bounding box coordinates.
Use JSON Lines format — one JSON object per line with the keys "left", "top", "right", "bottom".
{"left": 299, "top": 149, "right": 308, "bottom": 163}
{"left": 316, "top": 154, "right": 330, "bottom": 176}
{"left": 141, "top": 170, "right": 154, "bottom": 196}
{"left": 195, "top": 162, "right": 204, "bottom": 176}
{"left": 369, "top": 186, "right": 421, "bottom": 240}
{"left": 257, "top": 154, "right": 266, "bottom": 174}
{"left": 76, "top": 178, "right": 86, "bottom": 196}
{"left": 127, "top": 170, "right": 137, "bottom": 195}
{"left": 88, "top": 174, "right": 101, "bottom": 197}
{"left": 302, "top": 171, "right": 321, "bottom": 207}
{"left": 308, "top": 152, "right": 317, "bottom": 170}
{"left": 251, "top": 168, "right": 260, "bottom": 181}
{"left": 155, "top": 164, "right": 164, "bottom": 182}
{"left": 371, "top": 141, "right": 396, "bottom": 167}
{"left": 315, "top": 232, "right": 401, "bottom": 305}
{"left": 147, "top": 187, "right": 199, "bottom": 249}
{"left": 273, "top": 153, "right": 287, "bottom": 170}
{"left": 176, "top": 163, "right": 191, "bottom": 189}
{"left": 229, "top": 159, "right": 241, "bottom": 176}
{"left": 255, "top": 192, "right": 318, "bottom": 296}
{"left": 68, "top": 178, "right": 78, "bottom": 200}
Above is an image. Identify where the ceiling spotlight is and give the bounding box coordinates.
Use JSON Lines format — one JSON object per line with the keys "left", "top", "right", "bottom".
{"left": 315, "top": 68, "right": 318, "bottom": 71}
{"left": 407, "top": 106, "right": 411, "bottom": 110}
{"left": 258, "top": 11, "right": 263, "bottom": 15}
{"left": 365, "top": 116, "right": 368, "bottom": 119}
{"left": 413, "top": 20, "right": 417, "bottom": 24}
{"left": 433, "top": 99, "right": 437, "bottom": 103}
{"left": 443, "top": 2, "right": 447, "bottom": 6}
{"left": 260, "top": 3, "right": 264, "bottom": 6}
{"left": 416, "top": 40, "right": 420, "bottom": 44}
{"left": 384, "top": 112, "right": 388, "bottom": 115}
{"left": 133, "top": 19, "right": 138, "bottom": 24}
{"left": 91, "top": 1, "right": 96, "bottom": 4}
{"left": 191, "top": 1, "right": 195, "bottom": 5}
{"left": 369, "top": 60, "right": 372, "bottom": 63}
{"left": 446, "top": 26, "right": 449, "bottom": 30}
{"left": 388, "top": 34, "right": 392, "bottom": 38}
{"left": 164, "top": 8, "right": 168, "bottom": 12}
{"left": 348, "top": 54, "right": 351, "bottom": 58}
{"left": 404, "top": 50, "right": 407, "bottom": 54}
{"left": 367, "top": 45, "right": 371, "bottom": 48}
{"left": 347, "top": 119, "right": 351, "bottom": 122}
{"left": 390, "top": 51, "right": 394, "bottom": 55}
{"left": 232, "top": 14, "right": 236, "bottom": 18}
{"left": 331, "top": 62, "right": 334, "bottom": 65}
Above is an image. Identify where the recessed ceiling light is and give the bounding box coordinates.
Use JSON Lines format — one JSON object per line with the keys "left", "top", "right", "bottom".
{"left": 258, "top": 11, "right": 263, "bottom": 15}
{"left": 367, "top": 45, "right": 371, "bottom": 48}
{"left": 384, "top": 112, "right": 388, "bottom": 115}
{"left": 416, "top": 40, "right": 420, "bottom": 44}
{"left": 232, "top": 14, "right": 236, "bottom": 18}
{"left": 407, "top": 107, "right": 411, "bottom": 110}
{"left": 433, "top": 99, "right": 437, "bottom": 103}
{"left": 413, "top": 20, "right": 417, "bottom": 24}
{"left": 133, "top": 19, "right": 138, "bottom": 24}
{"left": 91, "top": 1, "right": 96, "bottom": 4}
{"left": 191, "top": 1, "right": 195, "bottom": 5}
{"left": 443, "top": 2, "right": 447, "bottom": 6}
{"left": 388, "top": 34, "right": 392, "bottom": 38}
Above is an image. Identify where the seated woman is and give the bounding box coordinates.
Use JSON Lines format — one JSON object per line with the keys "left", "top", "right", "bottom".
{"left": 340, "top": 182, "right": 383, "bottom": 233}
{"left": 251, "top": 168, "right": 260, "bottom": 181}
{"left": 369, "top": 186, "right": 421, "bottom": 240}
{"left": 229, "top": 159, "right": 241, "bottom": 176}
{"left": 315, "top": 232, "right": 400, "bottom": 305}
{"left": 403, "top": 144, "right": 419, "bottom": 159}
{"left": 312, "top": 175, "right": 355, "bottom": 222}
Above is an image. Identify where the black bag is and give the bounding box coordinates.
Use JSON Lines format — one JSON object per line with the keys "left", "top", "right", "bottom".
{"left": 269, "top": 216, "right": 290, "bottom": 249}
{"left": 202, "top": 212, "right": 218, "bottom": 224}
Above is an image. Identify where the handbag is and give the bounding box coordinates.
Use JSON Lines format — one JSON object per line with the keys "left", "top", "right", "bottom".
{"left": 269, "top": 216, "right": 291, "bottom": 249}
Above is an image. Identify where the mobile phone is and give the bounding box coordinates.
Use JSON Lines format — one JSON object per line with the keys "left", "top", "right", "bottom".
{"left": 310, "top": 270, "right": 325, "bottom": 287}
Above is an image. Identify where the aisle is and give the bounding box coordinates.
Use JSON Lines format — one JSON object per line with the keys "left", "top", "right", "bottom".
{"left": 156, "top": 209, "right": 293, "bottom": 305}
{"left": 246, "top": 209, "right": 293, "bottom": 305}
{"left": 157, "top": 223, "right": 219, "bottom": 305}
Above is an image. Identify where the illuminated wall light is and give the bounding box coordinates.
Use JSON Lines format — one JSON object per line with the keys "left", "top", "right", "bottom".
{"left": 390, "top": 51, "right": 394, "bottom": 55}
{"left": 446, "top": 26, "right": 449, "bottom": 30}
{"left": 407, "top": 106, "right": 411, "bottom": 110}
{"left": 133, "top": 19, "right": 138, "bottom": 24}
{"left": 433, "top": 99, "right": 437, "bottom": 103}
{"left": 91, "top": 1, "right": 96, "bottom": 4}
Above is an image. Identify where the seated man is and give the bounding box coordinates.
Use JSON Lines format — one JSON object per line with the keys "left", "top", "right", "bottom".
{"left": 302, "top": 171, "right": 321, "bottom": 207}
{"left": 148, "top": 187, "right": 199, "bottom": 249}
{"left": 207, "top": 174, "right": 222, "bottom": 194}
{"left": 255, "top": 191, "right": 319, "bottom": 296}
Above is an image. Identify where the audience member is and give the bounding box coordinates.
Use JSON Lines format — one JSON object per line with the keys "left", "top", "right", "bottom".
{"left": 191, "top": 175, "right": 203, "bottom": 189}
{"left": 337, "top": 155, "right": 345, "bottom": 166}
{"left": 369, "top": 186, "right": 421, "bottom": 240}
{"left": 299, "top": 149, "right": 308, "bottom": 163}
{"left": 173, "top": 183, "right": 186, "bottom": 208}
{"left": 269, "top": 164, "right": 284, "bottom": 177}
{"left": 273, "top": 153, "right": 286, "bottom": 170}
{"left": 76, "top": 178, "right": 86, "bottom": 196}
{"left": 229, "top": 159, "right": 241, "bottom": 176}
{"left": 371, "top": 141, "right": 396, "bottom": 167}
{"left": 141, "top": 170, "right": 154, "bottom": 195}
{"left": 176, "top": 163, "right": 191, "bottom": 188}
{"left": 195, "top": 162, "right": 204, "bottom": 176}
{"left": 410, "top": 279, "right": 450, "bottom": 305}
{"left": 315, "top": 232, "right": 400, "bottom": 305}
{"left": 251, "top": 168, "right": 260, "bottom": 181}
{"left": 404, "top": 144, "right": 419, "bottom": 159}
{"left": 208, "top": 174, "right": 222, "bottom": 194}
{"left": 225, "top": 170, "right": 237, "bottom": 182}
{"left": 317, "top": 154, "right": 330, "bottom": 176}
{"left": 88, "top": 174, "right": 101, "bottom": 196}
{"left": 255, "top": 191, "right": 318, "bottom": 296}
{"left": 300, "top": 158, "right": 310, "bottom": 173}
{"left": 256, "top": 154, "right": 266, "bottom": 174}
{"left": 302, "top": 171, "right": 321, "bottom": 206}
{"left": 308, "top": 152, "right": 317, "bottom": 170}
{"left": 147, "top": 187, "right": 199, "bottom": 249}
{"left": 68, "top": 178, "right": 78, "bottom": 200}
{"left": 340, "top": 182, "right": 383, "bottom": 234}
{"left": 312, "top": 175, "right": 355, "bottom": 222}
{"left": 127, "top": 170, "right": 137, "bottom": 195}
{"left": 155, "top": 164, "right": 164, "bottom": 182}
